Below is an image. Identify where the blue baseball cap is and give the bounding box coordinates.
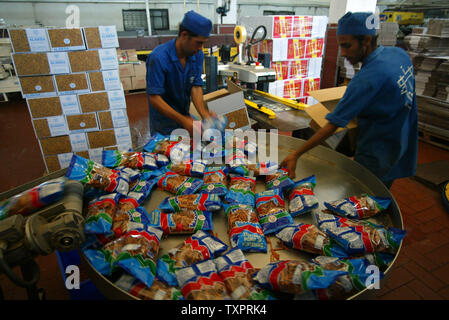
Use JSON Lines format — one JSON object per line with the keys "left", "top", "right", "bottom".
{"left": 181, "top": 10, "right": 212, "bottom": 38}
{"left": 337, "top": 12, "right": 377, "bottom": 36}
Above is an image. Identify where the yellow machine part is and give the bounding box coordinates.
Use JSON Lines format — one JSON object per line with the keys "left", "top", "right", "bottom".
{"left": 253, "top": 89, "right": 308, "bottom": 111}
{"left": 380, "top": 11, "right": 424, "bottom": 25}
{"left": 244, "top": 99, "right": 276, "bottom": 119}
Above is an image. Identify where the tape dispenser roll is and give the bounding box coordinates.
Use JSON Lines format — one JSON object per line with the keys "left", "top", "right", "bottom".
{"left": 234, "top": 25, "right": 247, "bottom": 44}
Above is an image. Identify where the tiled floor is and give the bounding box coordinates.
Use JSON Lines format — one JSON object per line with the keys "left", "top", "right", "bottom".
{"left": 1, "top": 92, "right": 449, "bottom": 300}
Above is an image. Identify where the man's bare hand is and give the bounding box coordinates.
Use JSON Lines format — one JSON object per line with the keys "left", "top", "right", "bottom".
{"left": 280, "top": 153, "right": 299, "bottom": 179}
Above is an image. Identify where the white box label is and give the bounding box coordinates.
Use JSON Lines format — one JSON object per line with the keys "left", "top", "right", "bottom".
{"left": 25, "top": 29, "right": 50, "bottom": 52}
{"left": 47, "top": 52, "right": 71, "bottom": 74}
{"left": 59, "top": 95, "right": 80, "bottom": 115}
{"left": 47, "top": 116, "right": 69, "bottom": 136}
{"left": 111, "top": 109, "right": 128, "bottom": 128}
{"left": 69, "top": 132, "right": 88, "bottom": 152}
{"left": 99, "top": 26, "right": 119, "bottom": 48}
{"left": 102, "top": 70, "right": 121, "bottom": 90}
{"left": 107, "top": 90, "right": 126, "bottom": 109}
{"left": 57, "top": 152, "right": 74, "bottom": 169}
{"left": 88, "top": 148, "right": 103, "bottom": 163}
{"left": 115, "top": 127, "right": 132, "bottom": 150}
{"left": 98, "top": 48, "right": 118, "bottom": 70}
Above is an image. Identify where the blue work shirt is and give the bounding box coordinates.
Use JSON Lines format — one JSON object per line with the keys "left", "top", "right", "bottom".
{"left": 146, "top": 38, "right": 204, "bottom": 135}
{"left": 326, "top": 46, "right": 418, "bottom": 183}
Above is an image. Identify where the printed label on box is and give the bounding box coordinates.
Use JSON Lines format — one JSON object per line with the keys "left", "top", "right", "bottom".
{"left": 111, "top": 109, "right": 128, "bottom": 128}
{"left": 303, "top": 78, "right": 321, "bottom": 96}
{"left": 59, "top": 95, "right": 81, "bottom": 115}
{"left": 102, "top": 70, "right": 121, "bottom": 90}
{"left": 308, "top": 58, "right": 322, "bottom": 78}
{"left": 107, "top": 90, "right": 126, "bottom": 109}
{"left": 292, "top": 16, "right": 313, "bottom": 38}
{"left": 88, "top": 148, "right": 103, "bottom": 163}
{"left": 47, "top": 52, "right": 71, "bottom": 74}
{"left": 57, "top": 152, "right": 74, "bottom": 169}
{"left": 273, "top": 16, "right": 292, "bottom": 38}
{"left": 69, "top": 132, "right": 89, "bottom": 152}
{"left": 287, "top": 39, "right": 306, "bottom": 60}
{"left": 98, "top": 48, "right": 118, "bottom": 70}
{"left": 273, "top": 61, "right": 289, "bottom": 80}
{"left": 114, "top": 127, "right": 132, "bottom": 150}
{"left": 290, "top": 59, "right": 309, "bottom": 79}
{"left": 25, "top": 29, "right": 50, "bottom": 52}
{"left": 305, "top": 38, "right": 324, "bottom": 58}
{"left": 98, "top": 26, "right": 119, "bottom": 48}
{"left": 47, "top": 115, "right": 69, "bottom": 136}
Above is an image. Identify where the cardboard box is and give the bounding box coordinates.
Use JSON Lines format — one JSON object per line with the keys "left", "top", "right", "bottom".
{"left": 114, "top": 126, "right": 133, "bottom": 150}
{"left": 40, "top": 135, "right": 72, "bottom": 155}
{"left": 59, "top": 95, "right": 81, "bottom": 115}
{"left": 120, "top": 76, "right": 132, "bottom": 91}
{"left": 45, "top": 153, "right": 77, "bottom": 172}
{"left": 87, "top": 130, "right": 117, "bottom": 149}
{"left": 119, "top": 64, "right": 135, "bottom": 77}
{"left": 47, "top": 52, "right": 71, "bottom": 74}
{"left": 78, "top": 92, "right": 110, "bottom": 113}
{"left": 8, "top": 28, "right": 50, "bottom": 53}
{"left": 107, "top": 90, "right": 127, "bottom": 109}
{"left": 190, "top": 79, "right": 251, "bottom": 130}
{"left": 133, "top": 62, "right": 146, "bottom": 77}
{"left": 33, "top": 115, "right": 69, "bottom": 138}
{"left": 47, "top": 28, "right": 86, "bottom": 51}
{"left": 68, "top": 50, "right": 101, "bottom": 72}
{"left": 19, "top": 75, "right": 56, "bottom": 98}
{"left": 131, "top": 75, "right": 146, "bottom": 90}
{"left": 98, "top": 48, "right": 118, "bottom": 70}
{"left": 69, "top": 132, "right": 89, "bottom": 152}
{"left": 12, "top": 52, "right": 50, "bottom": 76}
{"left": 305, "top": 86, "right": 357, "bottom": 133}
{"left": 54, "top": 73, "right": 90, "bottom": 95}
{"left": 101, "top": 69, "right": 121, "bottom": 91}
{"left": 27, "top": 96, "right": 63, "bottom": 118}
{"left": 84, "top": 26, "right": 119, "bottom": 49}
{"left": 66, "top": 113, "right": 99, "bottom": 132}
{"left": 98, "top": 109, "right": 129, "bottom": 130}
{"left": 87, "top": 71, "right": 105, "bottom": 92}
{"left": 116, "top": 49, "right": 138, "bottom": 63}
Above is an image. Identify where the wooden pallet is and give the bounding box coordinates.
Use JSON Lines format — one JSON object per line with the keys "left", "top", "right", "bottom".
{"left": 419, "top": 128, "right": 449, "bottom": 151}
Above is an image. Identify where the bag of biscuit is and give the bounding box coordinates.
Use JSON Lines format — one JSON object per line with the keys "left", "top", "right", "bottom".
{"left": 84, "top": 193, "right": 120, "bottom": 235}
{"left": 158, "top": 193, "right": 222, "bottom": 213}
{"left": 148, "top": 209, "right": 213, "bottom": 235}
{"left": 166, "top": 159, "right": 207, "bottom": 178}
{"left": 224, "top": 175, "right": 257, "bottom": 207}
{"left": 288, "top": 175, "right": 319, "bottom": 217}
{"left": 156, "top": 230, "right": 228, "bottom": 286}
{"left": 156, "top": 172, "right": 203, "bottom": 195}
{"left": 199, "top": 166, "right": 228, "bottom": 196}
{"left": 323, "top": 193, "right": 391, "bottom": 219}
{"left": 266, "top": 168, "right": 294, "bottom": 191}
{"left": 255, "top": 188, "right": 294, "bottom": 235}
{"left": 115, "top": 274, "right": 183, "bottom": 300}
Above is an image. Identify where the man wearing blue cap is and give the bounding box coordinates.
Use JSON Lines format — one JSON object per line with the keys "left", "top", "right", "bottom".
{"left": 281, "top": 12, "right": 418, "bottom": 189}
{"left": 146, "top": 10, "right": 215, "bottom": 136}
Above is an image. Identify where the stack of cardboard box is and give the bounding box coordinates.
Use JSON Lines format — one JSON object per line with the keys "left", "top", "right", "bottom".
{"left": 118, "top": 49, "right": 146, "bottom": 91}
{"left": 240, "top": 15, "right": 328, "bottom": 104}
{"left": 9, "top": 26, "right": 133, "bottom": 173}
{"left": 378, "top": 22, "right": 399, "bottom": 47}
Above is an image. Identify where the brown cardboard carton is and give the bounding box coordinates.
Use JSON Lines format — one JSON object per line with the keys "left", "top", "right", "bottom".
{"left": 78, "top": 92, "right": 110, "bottom": 113}
{"left": 45, "top": 155, "right": 62, "bottom": 172}
{"left": 27, "top": 96, "right": 62, "bottom": 118}
{"left": 83, "top": 27, "right": 102, "bottom": 49}
{"left": 133, "top": 62, "right": 146, "bottom": 77}
{"left": 119, "top": 64, "right": 135, "bottom": 77}
{"left": 305, "top": 86, "right": 357, "bottom": 133}
{"left": 131, "top": 75, "right": 146, "bottom": 90}
{"left": 12, "top": 52, "right": 50, "bottom": 76}
{"left": 88, "top": 71, "right": 105, "bottom": 92}
{"left": 121, "top": 76, "right": 132, "bottom": 91}
{"left": 47, "top": 28, "right": 85, "bottom": 51}
{"left": 87, "top": 130, "right": 117, "bottom": 149}
{"left": 68, "top": 50, "right": 101, "bottom": 72}
{"left": 33, "top": 118, "right": 51, "bottom": 138}
{"left": 8, "top": 28, "right": 50, "bottom": 53}
{"left": 8, "top": 29, "right": 31, "bottom": 52}
{"left": 66, "top": 113, "right": 99, "bottom": 131}
{"left": 97, "top": 111, "right": 113, "bottom": 130}
{"left": 19, "top": 76, "right": 56, "bottom": 97}
{"left": 54, "top": 73, "right": 89, "bottom": 94}
{"left": 40, "top": 135, "right": 72, "bottom": 155}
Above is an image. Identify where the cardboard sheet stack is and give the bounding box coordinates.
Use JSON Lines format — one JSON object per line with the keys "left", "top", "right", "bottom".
{"left": 378, "top": 22, "right": 399, "bottom": 47}
{"left": 9, "top": 26, "right": 133, "bottom": 173}
{"left": 240, "top": 15, "right": 328, "bottom": 105}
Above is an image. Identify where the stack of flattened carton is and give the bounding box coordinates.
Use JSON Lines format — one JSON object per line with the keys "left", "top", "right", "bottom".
{"left": 9, "top": 26, "right": 133, "bottom": 173}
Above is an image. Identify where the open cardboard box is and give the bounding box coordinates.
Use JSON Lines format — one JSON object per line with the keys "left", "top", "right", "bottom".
{"left": 189, "top": 79, "right": 251, "bottom": 130}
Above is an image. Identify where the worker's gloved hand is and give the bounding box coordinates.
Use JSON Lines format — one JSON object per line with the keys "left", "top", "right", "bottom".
{"left": 280, "top": 153, "right": 299, "bottom": 180}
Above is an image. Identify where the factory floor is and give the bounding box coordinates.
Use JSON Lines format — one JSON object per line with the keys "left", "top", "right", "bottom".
{"left": 1, "top": 91, "right": 449, "bottom": 300}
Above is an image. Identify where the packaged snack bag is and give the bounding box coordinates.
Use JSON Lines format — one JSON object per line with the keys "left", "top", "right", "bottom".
{"left": 176, "top": 259, "right": 230, "bottom": 300}
{"left": 252, "top": 260, "right": 348, "bottom": 295}
{"left": 214, "top": 247, "right": 276, "bottom": 300}
{"left": 112, "top": 206, "right": 151, "bottom": 238}
{"left": 156, "top": 172, "right": 203, "bottom": 195}
{"left": 323, "top": 194, "right": 392, "bottom": 219}
{"left": 84, "top": 193, "right": 120, "bottom": 234}
{"left": 224, "top": 203, "right": 267, "bottom": 253}
{"left": 255, "top": 189, "right": 294, "bottom": 235}
{"left": 115, "top": 166, "right": 141, "bottom": 183}
{"left": 159, "top": 193, "right": 222, "bottom": 213}
{"left": 148, "top": 209, "right": 213, "bottom": 235}
{"left": 144, "top": 134, "right": 190, "bottom": 162}
{"left": 166, "top": 159, "right": 206, "bottom": 177}
{"left": 199, "top": 166, "right": 228, "bottom": 196}
{"left": 229, "top": 162, "right": 278, "bottom": 177}
{"left": 102, "top": 150, "right": 165, "bottom": 171}
{"left": 114, "top": 274, "right": 183, "bottom": 300}
{"left": 156, "top": 230, "right": 228, "bottom": 286}
{"left": 266, "top": 168, "right": 294, "bottom": 191}
{"left": 66, "top": 154, "right": 129, "bottom": 195}
{"left": 224, "top": 175, "right": 256, "bottom": 207}
{"left": 288, "top": 175, "right": 319, "bottom": 216}
{"left": 0, "top": 178, "right": 65, "bottom": 220}
{"left": 127, "top": 178, "right": 157, "bottom": 205}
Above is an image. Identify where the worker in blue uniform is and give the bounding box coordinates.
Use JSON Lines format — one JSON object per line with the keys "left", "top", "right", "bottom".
{"left": 146, "top": 10, "right": 215, "bottom": 136}
{"left": 281, "top": 12, "right": 418, "bottom": 189}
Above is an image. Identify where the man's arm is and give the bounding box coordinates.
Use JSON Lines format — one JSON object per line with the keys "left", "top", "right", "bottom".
{"left": 190, "top": 85, "right": 215, "bottom": 119}
{"left": 280, "top": 122, "right": 338, "bottom": 179}
{"left": 148, "top": 94, "right": 194, "bottom": 135}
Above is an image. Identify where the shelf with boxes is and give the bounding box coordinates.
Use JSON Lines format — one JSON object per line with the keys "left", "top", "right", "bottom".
{"left": 8, "top": 25, "right": 133, "bottom": 173}
{"left": 117, "top": 48, "right": 147, "bottom": 92}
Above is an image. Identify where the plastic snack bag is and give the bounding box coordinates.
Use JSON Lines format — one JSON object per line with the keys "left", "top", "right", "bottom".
{"left": 224, "top": 203, "right": 267, "bottom": 253}
{"left": 166, "top": 159, "right": 207, "bottom": 178}
{"left": 65, "top": 154, "right": 130, "bottom": 195}
{"left": 176, "top": 259, "right": 230, "bottom": 300}
{"left": 288, "top": 175, "right": 319, "bottom": 217}
{"left": 252, "top": 260, "right": 348, "bottom": 295}
{"left": 115, "top": 166, "right": 141, "bottom": 183}
{"left": 159, "top": 193, "right": 222, "bottom": 213}
{"left": 229, "top": 161, "right": 278, "bottom": 177}
{"left": 323, "top": 193, "right": 391, "bottom": 219}
{"left": 112, "top": 206, "right": 151, "bottom": 238}
{"left": 114, "top": 274, "right": 183, "bottom": 300}
{"left": 102, "top": 150, "right": 164, "bottom": 171}
{"left": 148, "top": 209, "right": 213, "bottom": 235}
{"left": 0, "top": 178, "right": 65, "bottom": 221}
{"left": 224, "top": 175, "right": 257, "bottom": 207}
{"left": 84, "top": 193, "right": 120, "bottom": 234}
{"left": 214, "top": 247, "right": 276, "bottom": 300}
{"left": 156, "top": 230, "right": 228, "bottom": 286}
{"left": 156, "top": 172, "right": 203, "bottom": 195}
{"left": 199, "top": 166, "right": 228, "bottom": 196}
{"left": 255, "top": 188, "right": 294, "bottom": 235}
{"left": 266, "top": 168, "right": 294, "bottom": 191}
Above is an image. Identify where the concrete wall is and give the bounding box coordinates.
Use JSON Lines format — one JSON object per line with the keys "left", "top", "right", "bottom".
{"left": 0, "top": 0, "right": 330, "bottom": 31}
